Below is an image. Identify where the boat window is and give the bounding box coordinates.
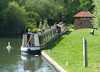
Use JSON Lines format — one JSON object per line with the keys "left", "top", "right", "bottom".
{"left": 39, "top": 35, "right": 43, "bottom": 45}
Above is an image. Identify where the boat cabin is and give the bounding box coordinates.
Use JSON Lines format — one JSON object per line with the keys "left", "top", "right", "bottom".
{"left": 22, "top": 33, "right": 40, "bottom": 47}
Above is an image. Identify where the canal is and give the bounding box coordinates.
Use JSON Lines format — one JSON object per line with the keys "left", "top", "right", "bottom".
{"left": 0, "top": 37, "right": 56, "bottom": 72}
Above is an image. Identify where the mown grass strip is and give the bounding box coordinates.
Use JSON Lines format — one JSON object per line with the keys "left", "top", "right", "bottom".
{"left": 44, "top": 28, "right": 100, "bottom": 72}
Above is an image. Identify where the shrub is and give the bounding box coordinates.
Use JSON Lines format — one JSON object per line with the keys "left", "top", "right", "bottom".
{"left": 67, "top": 24, "right": 74, "bottom": 29}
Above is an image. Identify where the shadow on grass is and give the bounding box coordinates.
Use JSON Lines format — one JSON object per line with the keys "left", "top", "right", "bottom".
{"left": 64, "top": 30, "right": 72, "bottom": 35}
{"left": 45, "top": 30, "right": 72, "bottom": 50}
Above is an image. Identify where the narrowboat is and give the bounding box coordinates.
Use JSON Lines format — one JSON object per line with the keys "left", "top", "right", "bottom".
{"left": 21, "top": 23, "right": 66, "bottom": 54}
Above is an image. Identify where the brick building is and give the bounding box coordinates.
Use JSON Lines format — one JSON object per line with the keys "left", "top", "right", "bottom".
{"left": 73, "top": 10, "right": 95, "bottom": 29}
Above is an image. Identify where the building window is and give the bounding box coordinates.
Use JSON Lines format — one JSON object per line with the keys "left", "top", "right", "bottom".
{"left": 80, "top": 22, "right": 82, "bottom": 25}
{"left": 80, "top": 17, "right": 90, "bottom": 20}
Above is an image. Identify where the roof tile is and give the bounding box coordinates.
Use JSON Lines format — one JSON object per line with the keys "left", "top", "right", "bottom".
{"left": 73, "top": 10, "right": 95, "bottom": 17}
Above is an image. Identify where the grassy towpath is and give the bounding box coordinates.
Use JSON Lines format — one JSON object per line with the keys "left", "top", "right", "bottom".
{"left": 44, "top": 28, "right": 100, "bottom": 72}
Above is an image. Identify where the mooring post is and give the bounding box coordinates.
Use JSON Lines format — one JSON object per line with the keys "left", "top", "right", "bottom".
{"left": 83, "top": 38, "right": 88, "bottom": 67}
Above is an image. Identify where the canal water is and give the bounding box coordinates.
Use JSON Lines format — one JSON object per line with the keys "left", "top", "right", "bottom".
{"left": 0, "top": 37, "right": 56, "bottom": 72}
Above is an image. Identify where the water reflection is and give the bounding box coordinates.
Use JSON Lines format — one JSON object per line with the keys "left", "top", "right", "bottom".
{"left": 21, "top": 54, "right": 56, "bottom": 72}
{"left": 21, "top": 55, "right": 41, "bottom": 72}
{"left": 6, "top": 42, "right": 11, "bottom": 53}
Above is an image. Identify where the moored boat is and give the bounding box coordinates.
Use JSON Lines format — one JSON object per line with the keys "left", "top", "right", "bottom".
{"left": 21, "top": 23, "right": 66, "bottom": 54}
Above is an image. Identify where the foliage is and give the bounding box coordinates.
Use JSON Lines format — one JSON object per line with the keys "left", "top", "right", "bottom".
{"left": 79, "top": 0, "right": 94, "bottom": 13}
{"left": 93, "top": 0, "right": 100, "bottom": 29}
{"left": 44, "top": 28, "right": 100, "bottom": 72}
{"left": 64, "top": 0, "right": 80, "bottom": 24}
{"left": 67, "top": 24, "right": 74, "bottom": 29}
{"left": 0, "top": 0, "right": 94, "bottom": 35}
{"left": 26, "top": 11, "right": 37, "bottom": 27}
{"left": 39, "top": 22, "right": 43, "bottom": 29}
{"left": 4, "top": 1, "right": 27, "bottom": 35}
{"left": 43, "top": 19, "right": 49, "bottom": 29}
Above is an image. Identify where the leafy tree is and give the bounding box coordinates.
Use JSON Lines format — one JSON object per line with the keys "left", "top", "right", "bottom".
{"left": 16, "top": 0, "right": 27, "bottom": 6}
{"left": 5, "top": 1, "right": 27, "bottom": 35}
{"left": 64, "top": 0, "right": 80, "bottom": 24}
{"left": 26, "top": 11, "right": 36, "bottom": 29}
{"left": 25, "top": 0, "right": 64, "bottom": 25}
{"left": 93, "top": 0, "right": 100, "bottom": 29}
{"left": 79, "top": 0, "right": 94, "bottom": 13}
{"left": 0, "top": 0, "right": 13, "bottom": 34}
{"left": 0, "top": 0, "right": 95, "bottom": 35}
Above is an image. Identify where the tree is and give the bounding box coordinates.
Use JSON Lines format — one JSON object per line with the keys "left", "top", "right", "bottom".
{"left": 26, "top": 11, "right": 37, "bottom": 29}
{"left": 79, "top": 0, "right": 94, "bottom": 13}
{"left": 64, "top": 0, "right": 80, "bottom": 24}
{"left": 93, "top": 0, "right": 100, "bottom": 29}
{"left": 25, "top": 0, "right": 64, "bottom": 25}
{"left": 0, "top": 0, "right": 95, "bottom": 35}
{"left": 0, "top": 0, "right": 13, "bottom": 34}
{"left": 5, "top": 1, "right": 27, "bottom": 35}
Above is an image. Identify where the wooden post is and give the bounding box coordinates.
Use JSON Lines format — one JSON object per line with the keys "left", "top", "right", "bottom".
{"left": 83, "top": 38, "right": 88, "bottom": 67}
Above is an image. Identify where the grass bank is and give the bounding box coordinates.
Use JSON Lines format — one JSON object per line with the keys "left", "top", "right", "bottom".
{"left": 44, "top": 28, "right": 100, "bottom": 72}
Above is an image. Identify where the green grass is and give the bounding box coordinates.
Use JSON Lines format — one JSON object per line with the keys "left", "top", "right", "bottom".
{"left": 44, "top": 28, "right": 100, "bottom": 72}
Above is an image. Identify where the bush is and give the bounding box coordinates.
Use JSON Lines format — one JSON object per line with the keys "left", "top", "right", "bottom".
{"left": 67, "top": 24, "right": 74, "bottom": 29}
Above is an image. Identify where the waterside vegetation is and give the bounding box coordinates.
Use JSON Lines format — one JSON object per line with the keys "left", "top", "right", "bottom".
{"left": 44, "top": 28, "right": 100, "bottom": 72}
{"left": 0, "top": 0, "right": 94, "bottom": 35}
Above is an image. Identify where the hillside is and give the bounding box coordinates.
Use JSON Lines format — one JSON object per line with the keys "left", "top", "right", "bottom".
{"left": 44, "top": 28, "right": 100, "bottom": 72}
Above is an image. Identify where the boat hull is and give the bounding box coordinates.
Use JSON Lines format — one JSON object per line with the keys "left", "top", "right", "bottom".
{"left": 21, "top": 46, "right": 41, "bottom": 55}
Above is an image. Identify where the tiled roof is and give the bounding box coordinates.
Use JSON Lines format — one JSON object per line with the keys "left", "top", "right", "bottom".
{"left": 73, "top": 10, "right": 95, "bottom": 17}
